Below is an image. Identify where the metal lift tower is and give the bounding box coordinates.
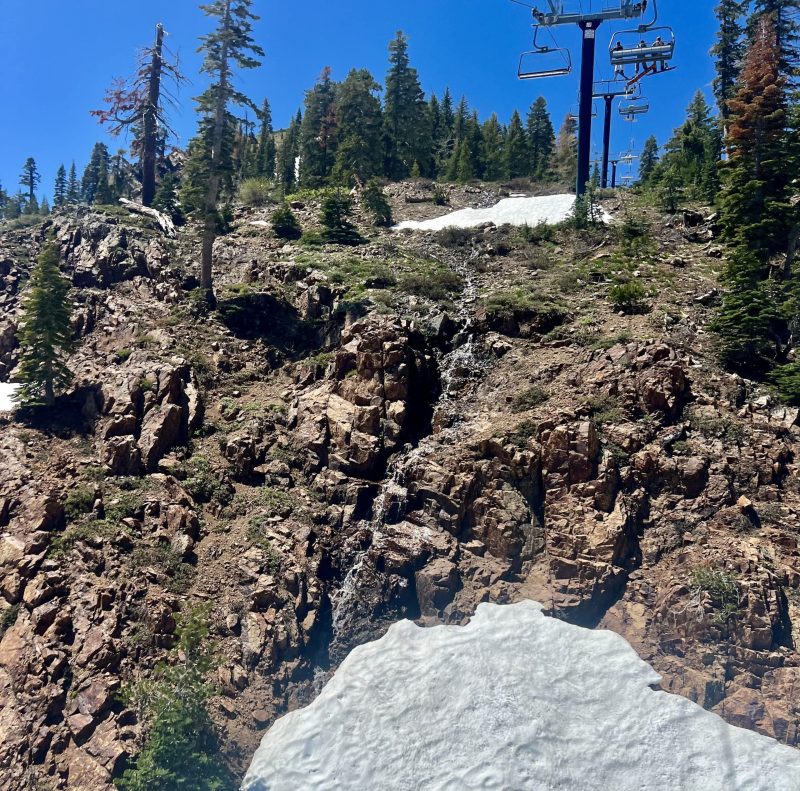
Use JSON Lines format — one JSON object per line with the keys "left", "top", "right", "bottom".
{"left": 524, "top": 2, "right": 644, "bottom": 195}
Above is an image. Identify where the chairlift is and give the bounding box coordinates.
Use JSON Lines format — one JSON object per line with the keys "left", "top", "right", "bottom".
{"left": 518, "top": 26, "right": 572, "bottom": 79}
{"left": 609, "top": 27, "right": 675, "bottom": 68}
{"left": 567, "top": 101, "right": 599, "bottom": 122}
{"left": 619, "top": 99, "right": 650, "bottom": 118}
{"left": 592, "top": 78, "right": 641, "bottom": 99}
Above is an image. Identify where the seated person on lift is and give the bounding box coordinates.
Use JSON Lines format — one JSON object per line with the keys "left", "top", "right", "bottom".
{"left": 613, "top": 42, "right": 628, "bottom": 79}
{"left": 652, "top": 35, "right": 668, "bottom": 70}
{"left": 635, "top": 40, "right": 651, "bottom": 74}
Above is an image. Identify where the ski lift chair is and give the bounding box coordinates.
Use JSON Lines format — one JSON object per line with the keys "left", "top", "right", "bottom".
{"left": 518, "top": 26, "right": 572, "bottom": 79}
{"left": 609, "top": 27, "right": 675, "bottom": 68}
{"left": 619, "top": 100, "right": 649, "bottom": 117}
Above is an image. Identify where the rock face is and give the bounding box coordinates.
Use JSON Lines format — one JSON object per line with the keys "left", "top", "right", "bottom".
{"left": 1, "top": 194, "right": 800, "bottom": 789}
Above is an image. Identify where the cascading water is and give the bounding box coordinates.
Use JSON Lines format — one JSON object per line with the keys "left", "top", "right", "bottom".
{"left": 330, "top": 245, "right": 491, "bottom": 644}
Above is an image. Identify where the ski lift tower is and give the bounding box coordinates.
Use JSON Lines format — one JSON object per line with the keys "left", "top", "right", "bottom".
{"left": 526, "top": 1, "right": 645, "bottom": 196}
{"left": 592, "top": 79, "right": 640, "bottom": 188}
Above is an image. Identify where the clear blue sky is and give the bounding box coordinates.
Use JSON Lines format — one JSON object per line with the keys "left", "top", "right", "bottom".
{"left": 0, "top": 0, "right": 717, "bottom": 198}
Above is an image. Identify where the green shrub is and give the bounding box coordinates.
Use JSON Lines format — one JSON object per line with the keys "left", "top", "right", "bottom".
{"left": 512, "top": 386, "right": 549, "bottom": 412}
{"left": 518, "top": 222, "right": 555, "bottom": 245}
{"left": 690, "top": 567, "right": 739, "bottom": 627}
{"left": 239, "top": 178, "right": 274, "bottom": 207}
{"left": 0, "top": 604, "right": 20, "bottom": 638}
{"left": 435, "top": 227, "right": 474, "bottom": 248}
{"left": 399, "top": 264, "right": 462, "bottom": 302}
{"left": 64, "top": 485, "right": 95, "bottom": 520}
{"left": 608, "top": 280, "right": 648, "bottom": 314}
{"left": 585, "top": 394, "right": 624, "bottom": 427}
{"left": 361, "top": 179, "right": 393, "bottom": 227}
{"left": 509, "top": 418, "right": 539, "bottom": 447}
{"left": 433, "top": 185, "right": 449, "bottom": 206}
{"left": 770, "top": 361, "right": 800, "bottom": 406}
{"left": 129, "top": 544, "right": 195, "bottom": 593}
{"left": 271, "top": 203, "right": 302, "bottom": 240}
{"left": 116, "top": 606, "right": 231, "bottom": 791}
{"left": 181, "top": 456, "right": 233, "bottom": 505}
{"left": 484, "top": 288, "right": 567, "bottom": 332}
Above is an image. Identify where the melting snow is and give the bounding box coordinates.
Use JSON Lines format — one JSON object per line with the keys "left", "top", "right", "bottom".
{"left": 395, "top": 194, "right": 578, "bottom": 231}
{"left": 242, "top": 601, "right": 800, "bottom": 791}
{"left": 0, "top": 383, "right": 19, "bottom": 412}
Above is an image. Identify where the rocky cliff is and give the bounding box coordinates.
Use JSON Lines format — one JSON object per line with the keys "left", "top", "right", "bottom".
{"left": 0, "top": 186, "right": 798, "bottom": 789}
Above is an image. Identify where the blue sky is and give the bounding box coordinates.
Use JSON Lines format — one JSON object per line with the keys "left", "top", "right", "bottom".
{"left": 0, "top": 1, "right": 718, "bottom": 198}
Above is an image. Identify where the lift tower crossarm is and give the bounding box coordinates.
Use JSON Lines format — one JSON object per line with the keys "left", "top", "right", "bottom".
{"left": 533, "top": 1, "right": 642, "bottom": 26}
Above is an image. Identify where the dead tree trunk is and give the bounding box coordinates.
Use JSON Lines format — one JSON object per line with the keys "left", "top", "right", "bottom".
{"left": 141, "top": 24, "right": 164, "bottom": 207}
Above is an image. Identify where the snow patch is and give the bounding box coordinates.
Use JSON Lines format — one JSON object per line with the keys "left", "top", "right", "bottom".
{"left": 242, "top": 601, "right": 800, "bottom": 791}
{"left": 395, "top": 194, "right": 578, "bottom": 231}
{"left": 0, "top": 383, "right": 19, "bottom": 412}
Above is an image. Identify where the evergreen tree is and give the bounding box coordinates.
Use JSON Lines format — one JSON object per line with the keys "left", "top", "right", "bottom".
{"left": 720, "top": 16, "right": 789, "bottom": 254}
{"left": 19, "top": 158, "right": 40, "bottom": 208}
{"left": 53, "top": 165, "right": 67, "bottom": 208}
{"left": 152, "top": 173, "right": 184, "bottom": 224}
{"left": 24, "top": 195, "right": 40, "bottom": 216}
{"left": 92, "top": 24, "right": 184, "bottom": 206}
{"left": 639, "top": 135, "right": 660, "bottom": 184}
{"left": 361, "top": 178, "right": 393, "bottom": 226}
{"left": 712, "top": 0, "right": 748, "bottom": 120}
{"left": 39, "top": 198, "right": 50, "bottom": 215}
{"left": 333, "top": 68, "right": 384, "bottom": 184}
{"left": 526, "top": 97, "right": 555, "bottom": 180}
{"left": 66, "top": 163, "right": 80, "bottom": 204}
{"left": 383, "top": 31, "right": 431, "bottom": 179}
{"left": 193, "top": 0, "right": 264, "bottom": 296}
{"left": 551, "top": 114, "right": 578, "bottom": 187}
{"left": 656, "top": 92, "right": 721, "bottom": 202}
{"left": 748, "top": 0, "right": 800, "bottom": 80}
{"left": 482, "top": 114, "right": 506, "bottom": 182}
{"left": 504, "top": 110, "right": 529, "bottom": 179}
{"left": 0, "top": 181, "right": 7, "bottom": 219}
{"left": 300, "top": 66, "right": 338, "bottom": 186}
{"left": 440, "top": 88, "right": 455, "bottom": 136}
{"left": 255, "top": 98, "right": 276, "bottom": 178}
{"left": 276, "top": 110, "right": 302, "bottom": 193}
{"left": 82, "top": 143, "right": 112, "bottom": 204}
{"left": 14, "top": 244, "right": 72, "bottom": 407}
{"left": 428, "top": 95, "right": 445, "bottom": 172}
{"left": 320, "top": 192, "right": 362, "bottom": 245}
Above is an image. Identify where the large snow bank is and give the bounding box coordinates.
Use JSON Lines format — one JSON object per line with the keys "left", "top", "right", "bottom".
{"left": 395, "top": 194, "right": 577, "bottom": 231}
{"left": 242, "top": 600, "right": 800, "bottom": 791}
{"left": 0, "top": 383, "right": 19, "bottom": 412}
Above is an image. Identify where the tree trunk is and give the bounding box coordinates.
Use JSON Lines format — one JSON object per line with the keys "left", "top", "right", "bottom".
{"left": 200, "top": 2, "right": 232, "bottom": 297}
{"left": 141, "top": 23, "right": 164, "bottom": 207}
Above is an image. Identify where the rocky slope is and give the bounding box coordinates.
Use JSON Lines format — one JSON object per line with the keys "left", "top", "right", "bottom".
{"left": 0, "top": 184, "right": 798, "bottom": 789}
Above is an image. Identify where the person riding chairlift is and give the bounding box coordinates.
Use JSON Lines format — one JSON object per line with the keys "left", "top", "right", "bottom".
{"left": 635, "top": 40, "right": 651, "bottom": 74}
{"left": 653, "top": 35, "right": 668, "bottom": 70}
{"left": 613, "top": 41, "right": 628, "bottom": 80}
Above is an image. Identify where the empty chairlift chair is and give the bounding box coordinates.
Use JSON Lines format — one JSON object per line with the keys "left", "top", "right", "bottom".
{"left": 518, "top": 26, "right": 572, "bottom": 80}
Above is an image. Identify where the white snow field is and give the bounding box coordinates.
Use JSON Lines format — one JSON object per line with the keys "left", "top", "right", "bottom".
{"left": 395, "top": 194, "right": 578, "bottom": 231}
{"left": 0, "top": 383, "right": 19, "bottom": 411}
{"left": 242, "top": 600, "right": 800, "bottom": 791}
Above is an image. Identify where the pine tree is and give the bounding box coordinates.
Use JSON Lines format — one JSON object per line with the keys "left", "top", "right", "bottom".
{"left": 656, "top": 92, "right": 721, "bottom": 202}
{"left": 482, "top": 114, "right": 506, "bottom": 182}
{"left": 53, "top": 165, "right": 67, "bottom": 208}
{"left": 712, "top": 0, "right": 748, "bottom": 120}
{"left": 527, "top": 97, "right": 555, "bottom": 180}
{"left": 0, "top": 181, "right": 6, "bottom": 219}
{"left": 551, "top": 114, "right": 578, "bottom": 187}
{"left": 300, "top": 66, "right": 338, "bottom": 186}
{"left": 82, "top": 143, "right": 112, "bottom": 204}
{"left": 92, "top": 24, "right": 185, "bottom": 206}
{"left": 39, "top": 198, "right": 50, "bottom": 215}
{"left": 66, "top": 163, "right": 80, "bottom": 204}
{"left": 639, "top": 135, "right": 660, "bottom": 184}
{"left": 19, "top": 158, "right": 40, "bottom": 208}
{"left": 748, "top": 0, "right": 800, "bottom": 80}
{"left": 720, "top": 16, "right": 789, "bottom": 254}
{"left": 14, "top": 244, "right": 72, "bottom": 407}
{"left": 504, "top": 111, "right": 529, "bottom": 179}
{"left": 255, "top": 98, "right": 276, "bottom": 178}
{"left": 383, "top": 31, "right": 431, "bottom": 179}
{"left": 333, "top": 69, "right": 384, "bottom": 184}
{"left": 276, "top": 110, "right": 302, "bottom": 193}
{"left": 193, "top": 0, "right": 264, "bottom": 296}
{"left": 440, "top": 88, "right": 455, "bottom": 136}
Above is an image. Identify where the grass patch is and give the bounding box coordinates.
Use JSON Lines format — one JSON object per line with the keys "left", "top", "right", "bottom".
{"left": 129, "top": 544, "right": 195, "bottom": 593}
{"left": 585, "top": 394, "right": 624, "bottom": 428}
{"left": 690, "top": 567, "right": 739, "bottom": 628}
